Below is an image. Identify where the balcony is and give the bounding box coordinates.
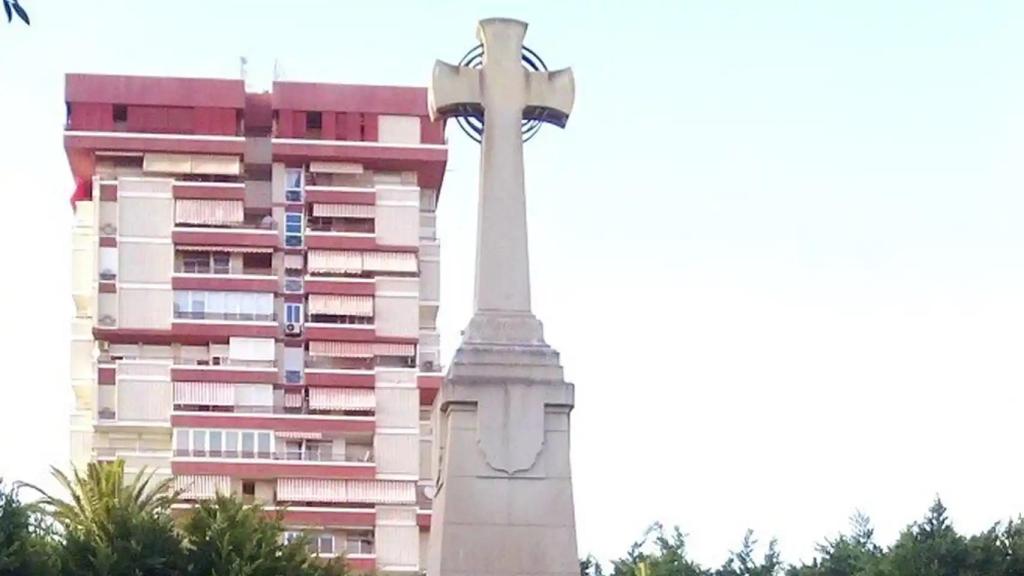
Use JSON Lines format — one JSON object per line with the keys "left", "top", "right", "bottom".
{"left": 172, "top": 214, "right": 279, "bottom": 248}
{"left": 170, "top": 411, "right": 375, "bottom": 435}
{"left": 171, "top": 362, "right": 278, "bottom": 384}
{"left": 171, "top": 425, "right": 375, "bottom": 480}
{"left": 173, "top": 249, "right": 277, "bottom": 292}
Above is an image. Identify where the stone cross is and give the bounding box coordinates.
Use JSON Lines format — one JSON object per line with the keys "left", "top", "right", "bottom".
{"left": 430, "top": 18, "right": 574, "bottom": 317}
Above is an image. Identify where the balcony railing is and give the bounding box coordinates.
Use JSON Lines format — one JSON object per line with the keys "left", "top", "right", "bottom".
{"left": 173, "top": 311, "right": 275, "bottom": 322}
{"left": 173, "top": 448, "right": 373, "bottom": 464}
{"left": 174, "top": 267, "right": 274, "bottom": 276}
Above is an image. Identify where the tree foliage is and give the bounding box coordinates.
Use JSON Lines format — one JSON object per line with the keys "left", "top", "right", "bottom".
{"left": 180, "top": 494, "right": 348, "bottom": 576}
{"left": 25, "top": 461, "right": 186, "bottom": 575}
{"left": 591, "top": 497, "right": 1024, "bottom": 576}
{"left": 2, "top": 0, "right": 29, "bottom": 25}
{"left": 0, "top": 480, "right": 58, "bottom": 576}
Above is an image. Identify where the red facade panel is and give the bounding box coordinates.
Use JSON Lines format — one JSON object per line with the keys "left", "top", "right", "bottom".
{"left": 303, "top": 326, "right": 378, "bottom": 342}
{"left": 172, "top": 230, "right": 279, "bottom": 248}
{"left": 68, "top": 103, "right": 114, "bottom": 131}
{"left": 277, "top": 508, "right": 375, "bottom": 529}
{"left": 171, "top": 367, "right": 279, "bottom": 384}
{"left": 98, "top": 366, "right": 116, "bottom": 385}
{"left": 172, "top": 184, "right": 246, "bottom": 200}
{"left": 343, "top": 113, "right": 362, "bottom": 141}
{"left": 171, "top": 322, "right": 279, "bottom": 340}
{"left": 421, "top": 116, "right": 445, "bottom": 144}
{"left": 304, "top": 189, "right": 375, "bottom": 205}
{"left": 277, "top": 109, "right": 294, "bottom": 138}
{"left": 320, "top": 111, "right": 336, "bottom": 140}
{"left": 171, "top": 275, "right": 279, "bottom": 293}
{"left": 304, "top": 279, "right": 376, "bottom": 296}
{"left": 304, "top": 371, "right": 376, "bottom": 388}
{"left": 171, "top": 460, "right": 376, "bottom": 481}
{"left": 362, "top": 113, "right": 378, "bottom": 142}
{"left": 170, "top": 413, "right": 375, "bottom": 434}
{"left": 65, "top": 74, "right": 245, "bottom": 109}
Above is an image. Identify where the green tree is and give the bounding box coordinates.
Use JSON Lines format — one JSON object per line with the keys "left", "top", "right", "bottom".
{"left": 715, "top": 530, "right": 782, "bottom": 576}
{"left": 787, "top": 511, "right": 882, "bottom": 576}
{"left": 880, "top": 497, "right": 969, "bottom": 576}
{"left": 0, "top": 480, "right": 58, "bottom": 576}
{"left": 609, "top": 523, "right": 707, "bottom": 576}
{"left": 25, "top": 460, "right": 186, "bottom": 576}
{"left": 180, "top": 493, "right": 349, "bottom": 576}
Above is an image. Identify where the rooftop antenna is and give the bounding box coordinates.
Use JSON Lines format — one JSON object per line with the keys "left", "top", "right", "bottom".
{"left": 239, "top": 56, "right": 248, "bottom": 82}
{"left": 273, "top": 59, "right": 282, "bottom": 81}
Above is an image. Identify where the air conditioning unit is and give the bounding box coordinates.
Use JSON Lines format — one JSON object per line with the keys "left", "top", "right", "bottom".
{"left": 100, "top": 223, "right": 117, "bottom": 236}
{"left": 284, "top": 322, "right": 303, "bottom": 336}
{"left": 284, "top": 278, "right": 304, "bottom": 293}
{"left": 97, "top": 315, "right": 115, "bottom": 327}
{"left": 99, "top": 269, "right": 116, "bottom": 281}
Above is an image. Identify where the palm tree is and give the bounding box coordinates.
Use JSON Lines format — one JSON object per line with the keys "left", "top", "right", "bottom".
{"left": 24, "top": 460, "right": 185, "bottom": 575}
{"left": 181, "top": 493, "right": 349, "bottom": 576}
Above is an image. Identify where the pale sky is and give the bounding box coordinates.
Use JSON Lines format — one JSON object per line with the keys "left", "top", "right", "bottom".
{"left": 2, "top": 0, "right": 1024, "bottom": 568}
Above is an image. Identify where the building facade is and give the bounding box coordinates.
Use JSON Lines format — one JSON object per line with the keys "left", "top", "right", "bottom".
{"left": 66, "top": 74, "right": 445, "bottom": 572}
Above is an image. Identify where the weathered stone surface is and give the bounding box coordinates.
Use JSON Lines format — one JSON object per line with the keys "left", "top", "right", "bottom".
{"left": 426, "top": 17, "right": 579, "bottom": 576}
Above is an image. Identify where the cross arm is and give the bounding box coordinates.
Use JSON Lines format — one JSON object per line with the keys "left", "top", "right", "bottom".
{"left": 523, "top": 67, "right": 575, "bottom": 128}
{"left": 429, "top": 60, "right": 483, "bottom": 122}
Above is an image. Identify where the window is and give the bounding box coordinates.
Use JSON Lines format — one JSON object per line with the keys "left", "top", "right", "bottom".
{"left": 284, "top": 440, "right": 303, "bottom": 461}
{"left": 305, "top": 441, "right": 330, "bottom": 462}
{"left": 283, "top": 531, "right": 303, "bottom": 546}
{"left": 113, "top": 104, "right": 128, "bottom": 124}
{"left": 257, "top": 431, "right": 271, "bottom": 458}
{"left": 208, "top": 431, "right": 223, "bottom": 457}
{"left": 345, "top": 532, "right": 374, "bottom": 555}
{"left": 182, "top": 252, "right": 210, "bottom": 274}
{"left": 241, "top": 432, "right": 255, "bottom": 458}
{"left": 285, "top": 213, "right": 303, "bottom": 247}
{"left": 242, "top": 480, "right": 255, "bottom": 504}
{"left": 285, "top": 303, "right": 303, "bottom": 324}
{"left": 311, "top": 534, "right": 334, "bottom": 556}
{"left": 212, "top": 252, "right": 231, "bottom": 274}
{"left": 285, "top": 168, "right": 303, "bottom": 190}
{"left": 193, "top": 430, "right": 207, "bottom": 456}
{"left": 225, "top": 431, "right": 239, "bottom": 455}
{"left": 175, "top": 429, "right": 189, "bottom": 455}
{"left": 174, "top": 291, "right": 274, "bottom": 321}
{"left": 306, "top": 112, "right": 322, "bottom": 131}
{"left": 242, "top": 252, "right": 271, "bottom": 274}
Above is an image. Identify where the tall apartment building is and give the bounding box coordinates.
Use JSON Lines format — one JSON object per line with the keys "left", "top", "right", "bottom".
{"left": 66, "top": 74, "right": 446, "bottom": 572}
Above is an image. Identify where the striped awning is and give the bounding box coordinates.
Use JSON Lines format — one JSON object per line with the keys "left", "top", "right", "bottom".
{"left": 374, "top": 343, "right": 416, "bottom": 357}
{"left": 175, "top": 475, "right": 231, "bottom": 500}
{"left": 308, "top": 341, "right": 415, "bottom": 358}
{"left": 308, "top": 294, "right": 374, "bottom": 317}
{"left": 347, "top": 480, "right": 417, "bottom": 504}
{"left": 275, "top": 430, "right": 323, "bottom": 440}
{"left": 173, "top": 382, "right": 233, "bottom": 406}
{"left": 312, "top": 204, "right": 375, "bottom": 218}
{"left": 175, "top": 199, "right": 244, "bottom": 226}
{"left": 276, "top": 479, "right": 415, "bottom": 504}
{"left": 176, "top": 245, "right": 273, "bottom": 254}
{"left": 309, "top": 341, "right": 373, "bottom": 358}
{"left": 363, "top": 252, "right": 417, "bottom": 273}
{"left": 308, "top": 250, "right": 363, "bottom": 274}
{"left": 277, "top": 478, "right": 347, "bottom": 503}
{"left": 309, "top": 161, "right": 364, "bottom": 175}
{"left": 283, "top": 391, "right": 304, "bottom": 408}
{"left": 309, "top": 388, "right": 376, "bottom": 411}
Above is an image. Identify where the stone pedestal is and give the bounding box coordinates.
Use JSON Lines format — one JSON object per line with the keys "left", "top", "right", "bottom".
{"left": 427, "top": 313, "right": 578, "bottom": 576}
